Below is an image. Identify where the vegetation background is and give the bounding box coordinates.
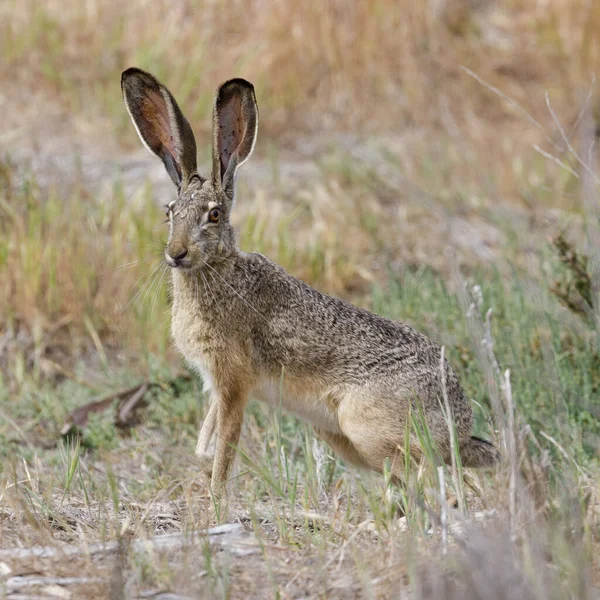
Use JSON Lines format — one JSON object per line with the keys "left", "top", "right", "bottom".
{"left": 1, "top": 0, "right": 599, "bottom": 598}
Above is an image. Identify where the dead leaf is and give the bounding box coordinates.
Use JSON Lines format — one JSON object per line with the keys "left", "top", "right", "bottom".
{"left": 60, "top": 383, "right": 154, "bottom": 436}
{"left": 116, "top": 382, "right": 150, "bottom": 428}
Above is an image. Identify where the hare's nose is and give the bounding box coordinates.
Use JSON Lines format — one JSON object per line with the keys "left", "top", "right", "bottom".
{"left": 166, "top": 244, "right": 189, "bottom": 266}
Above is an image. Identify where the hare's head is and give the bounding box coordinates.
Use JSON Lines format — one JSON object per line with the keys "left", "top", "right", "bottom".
{"left": 121, "top": 68, "right": 258, "bottom": 270}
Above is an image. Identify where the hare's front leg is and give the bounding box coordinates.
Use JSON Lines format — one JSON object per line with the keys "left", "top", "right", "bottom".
{"left": 195, "top": 395, "right": 218, "bottom": 478}
{"left": 210, "top": 388, "right": 248, "bottom": 491}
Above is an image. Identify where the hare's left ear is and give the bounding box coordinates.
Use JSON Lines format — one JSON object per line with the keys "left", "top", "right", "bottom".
{"left": 212, "top": 79, "right": 258, "bottom": 201}
{"left": 121, "top": 67, "right": 198, "bottom": 189}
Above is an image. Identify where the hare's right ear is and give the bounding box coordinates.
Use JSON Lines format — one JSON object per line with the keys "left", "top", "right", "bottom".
{"left": 212, "top": 79, "right": 258, "bottom": 201}
{"left": 121, "top": 68, "right": 197, "bottom": 189}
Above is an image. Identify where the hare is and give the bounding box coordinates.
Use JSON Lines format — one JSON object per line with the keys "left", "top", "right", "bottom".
{"left": 121, "top": 68, "right": 499, "bottom": 491}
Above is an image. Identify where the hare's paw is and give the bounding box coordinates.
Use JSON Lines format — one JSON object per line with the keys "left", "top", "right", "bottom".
{"left": 196, "top": 452, "right": 214, "bottom": 479}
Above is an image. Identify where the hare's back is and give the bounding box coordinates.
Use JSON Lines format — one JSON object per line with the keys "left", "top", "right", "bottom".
{"left": 249, "top": 254, "right": 459, "bottom": 389}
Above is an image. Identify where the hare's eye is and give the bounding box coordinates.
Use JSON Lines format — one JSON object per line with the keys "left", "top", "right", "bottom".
{"left": 208, "top": 208, "right": 220, "bottom": 223}
{"left": 164, "top": 205, "right": 171, "bottom": 223}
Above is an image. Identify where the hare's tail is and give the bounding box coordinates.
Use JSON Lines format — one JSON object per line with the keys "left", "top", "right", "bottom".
{"left": 459, "top": 436, "right": 500, "bottom": 468}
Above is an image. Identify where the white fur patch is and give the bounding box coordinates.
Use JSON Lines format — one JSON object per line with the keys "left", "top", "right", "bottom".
{"left": 198, "top": 364, "right": 214, "bottom": 394}
{"left": 182, "top": 356, "right": 213, "bottom": 394}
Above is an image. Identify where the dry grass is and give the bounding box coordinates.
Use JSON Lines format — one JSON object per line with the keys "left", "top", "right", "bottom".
{"left": 1, "top": 219, "right": 598, "bottom": 598}
{"left": 0, "top": 158, "right": 172, "bottom": 389}
{"left": 1, "top": 0, "right": 600, "bottom": 202}
{"left": 1, "top": 295, "right": 598, "bottom": 598}
{"left": 2, "top": 0, "right": 599, "bottom": 125}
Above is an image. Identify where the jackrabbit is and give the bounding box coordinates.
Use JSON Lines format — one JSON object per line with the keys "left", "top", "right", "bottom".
{"left": 121, "top": 68, "right": 499, "bottom": 491}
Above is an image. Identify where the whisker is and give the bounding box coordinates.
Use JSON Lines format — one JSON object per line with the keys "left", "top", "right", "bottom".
{"left": 150, "top": 264, "right": 169, "bottom": 313}
{"left": 141, "top": 260, "right": 167, "bottom": 309}
{"left": 128, "top": 268, "right": 154, "bottom": 298}
{"left": 116, "top": 260, "right": 141, "bottom": 271}
{"left": 124, "top": 261, "right": 165, "bottom": 312}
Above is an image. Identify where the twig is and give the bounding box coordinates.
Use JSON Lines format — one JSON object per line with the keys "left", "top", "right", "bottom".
{"left": 438, "top": 466, "right": 448, "bottom": 555}
{"left": 459, "top": 66, "right": 561, "bottom": 152}
{"left": 5, "top": 576, "right": 101, "bottom": 590}
{"left": 0, "top": 523, "right": 251, "bottom": 561}
{"left": 545, "top": 92, "right": 600, "bottom": 187}
{"left": 539, "top": 431, "right": 586, "bottom": 479}
{"left": 532, "top": 145, "right": 579, "bottom": 179}
{"left": 501, "top": 369, "right": 517, "bottom": 540}
{"left": 570, "top": 75, "right": 596, "bottom": 134}
{"left": 440, "top": 346, "right": 465, "bottom": 515}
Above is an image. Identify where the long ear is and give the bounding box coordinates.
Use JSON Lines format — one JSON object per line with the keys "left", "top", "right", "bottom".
{"left": 212, "top": 78, "right": 258, "bottom": 199}
{"left": 121, "top": 67, "right": 197, "bottom": 188}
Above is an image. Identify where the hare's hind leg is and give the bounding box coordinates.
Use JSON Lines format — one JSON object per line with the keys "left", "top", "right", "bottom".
{"left": 195, "top": 395, "right": 218, "bottom": 478}
{"left": 337, "top": 393, "right": 418, "bottom": 479}
{"left": 315, "top": 428, "right": 371, "bottom": 470}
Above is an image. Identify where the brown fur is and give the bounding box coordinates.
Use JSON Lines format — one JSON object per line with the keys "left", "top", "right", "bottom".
{"left": 121, "top": 68, "right": 500, "bottom": 492}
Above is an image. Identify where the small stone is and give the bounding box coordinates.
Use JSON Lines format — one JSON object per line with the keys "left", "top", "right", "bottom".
{"left": 396, "top": 516, "right": 408, "bottom": 532}
{"left": 41, "top": 584, "right": 72, "bottom": 599}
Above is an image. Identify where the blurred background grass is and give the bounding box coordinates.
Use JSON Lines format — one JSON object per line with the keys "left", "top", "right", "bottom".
{"left": 1, "top": 1, "right": 600, "bottom": 598}
{"left": 2, "top": 0, "right": 600, "bottom": 194}
{"left": 2, "top": 0, "right": 599, "bottom": 385}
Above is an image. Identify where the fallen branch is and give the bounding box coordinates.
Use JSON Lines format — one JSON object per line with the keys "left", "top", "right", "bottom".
{"left": 0, "top": 523, "right": 258, "bottom": 563}
{"left": 5, "top": 576, "right": 101, "bottom": 590}
{"left": 139, "top": 592, "right": 198, "bottom": 600}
